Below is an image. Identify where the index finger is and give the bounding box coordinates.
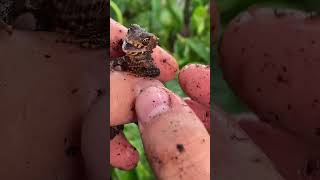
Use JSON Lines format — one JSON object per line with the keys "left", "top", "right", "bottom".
{"left": 110, "top": 18, "right": 178, "bottom": 82}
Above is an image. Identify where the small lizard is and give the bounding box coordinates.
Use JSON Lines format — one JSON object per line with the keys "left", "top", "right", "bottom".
{"left": 25, "top": 0, "right": 107, "bottom": 49}
{"left": 110, "top": 24, "right": 160, "bottom": 77}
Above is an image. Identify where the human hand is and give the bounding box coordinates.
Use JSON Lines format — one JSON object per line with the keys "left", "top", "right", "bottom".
{"left": 134, "top": 85, "right": 210, "bottom": 179}
{"left": 110, "top": 19, "right": 213, "bottom": 179}
{"left": 126, "top": 64, "right": 210, "bottom": 179}
{"left": 81, "top": 19, "right": 212, "bottom": 179}
{"left": 109, "top": 18, "right": 179, "bottom": 170}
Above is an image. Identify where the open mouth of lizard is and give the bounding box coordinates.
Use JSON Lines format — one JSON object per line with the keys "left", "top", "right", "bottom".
{"left": 122, "top": 39, "right": 148, "bottom": 56}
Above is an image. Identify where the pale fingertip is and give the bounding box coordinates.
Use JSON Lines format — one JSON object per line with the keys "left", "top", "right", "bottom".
{"left": 135, "top": 87, "right": 170, "bottom": 126}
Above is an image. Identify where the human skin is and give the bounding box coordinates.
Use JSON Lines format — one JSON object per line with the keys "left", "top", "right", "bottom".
{"left": 99, "top": 19, "right": 210, "bottom": 179}
{"left": 135, "top": 86, "right": 210, "bottom": 180}
{"left": 0, "top": 28, "right": 293, "bottom": 180}
{"left": 235, "top": 114, "right": 320, "bottom": 180}
{"left": 216, "top": 6, "right": 320, "bottom": 180}
{"left": 2, "top": 16, "right": 313, "bottom": 180}
{"left": 0, "top": 30, "right": 105, "bottom": 180}
{"left": 108, "top": 18, "right": 179, "bottom": 170}
{"left": 179, "top": 64, "right": 210, "bottom": 133}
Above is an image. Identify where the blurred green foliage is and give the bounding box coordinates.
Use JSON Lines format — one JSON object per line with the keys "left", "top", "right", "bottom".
{"left": 110, "top": 0, "right": 210, "bottom": 179}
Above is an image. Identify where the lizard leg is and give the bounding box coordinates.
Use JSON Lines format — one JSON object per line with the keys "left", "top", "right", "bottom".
{"left": 110, "top": 56, "right": 128, "bottom": 71}
{"left": 110, "top": 56, "right": 160, "bottom": 77}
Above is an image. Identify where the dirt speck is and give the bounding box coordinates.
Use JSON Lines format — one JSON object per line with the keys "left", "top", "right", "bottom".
{"left": 71, "top": 88, "right": 79, "bottom": 94}
{"left": 241, "top": 47, "right": 246, "bottom": 54}
{"left": 312, "top": 99, "right": 319, "bottom": 108}
{"left": 287, "top": 104, "right": 292, "bottom": 111}
{"left": 26, "top": 161, "right": 31, "bottom": 168}
{"left": 44, "top": 54, "right": 51, "bottom": 58}
{"left": 276, "top": 74, "right": 289, "bottom": 84}
{"left": 96, "top": 88, "right": 105, "bottom": 97}
{"left": 205, "top": 111, "right": 209, "bottom": 117}
{"left": 252, "top": 158, "right": 261, "bottom": 163}
{"left": 314, "top": 128, "right": 320, "bottom": 136}
{"left": 281, "top": 66, "right": 287, "bottom": 73}
{"left": 65, "top": 145, "right": 79, "bottom": 157}
{"left": 256, "top": 88, "right": 262, "bottom": 93}
{"left": 273, "top": 9, "right": 287, "bottom": 18}
{"left": 176, "top": 144, "right": 185, "bottom": 153}
{"left": 263, "top": 53, "right": 271, "bottom": 58}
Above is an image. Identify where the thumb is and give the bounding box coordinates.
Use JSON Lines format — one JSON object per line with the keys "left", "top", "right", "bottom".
{"left": 135, "top": 86, "right": 210, "bottom": 180}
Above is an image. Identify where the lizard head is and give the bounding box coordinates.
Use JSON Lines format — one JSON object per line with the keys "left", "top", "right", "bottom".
{"left": 122, "top": 24, "right": 158, "bottom": 56}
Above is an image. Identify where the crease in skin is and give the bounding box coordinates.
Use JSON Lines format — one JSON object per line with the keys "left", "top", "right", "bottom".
{"left": 133, "top": 79, "right": 164, "bottom": 97}
{"left": 110, "top": 71, "right": 164, "bottom": 126}
{"left": 135, "top": 86, "right": 172, "bottom": 133}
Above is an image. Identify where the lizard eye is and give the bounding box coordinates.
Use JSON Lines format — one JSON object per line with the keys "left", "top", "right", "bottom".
{"left": 142, "top": 38, "right": 149, "bottom": 45}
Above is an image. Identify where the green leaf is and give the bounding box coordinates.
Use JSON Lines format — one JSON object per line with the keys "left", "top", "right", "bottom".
{"left": 110, "top": 0, "right": 124, "bottom": 24}
{"left": 166, "top": 0, "right": 183, "bottom": 29}
{"left": 186, "top": 37, "right": 210, "bottom": 64}
{"left": 160, "top": 9, "right": 173, "bottom": 27}
{"left": 151, "top": 0, "right": 162, "bottom": 31}
{"left": 111, "top": 168, "right": 137, "bottom": 180}
{"left": 165, "top": 78, "right": 186, "bottom": 97}
{"left": 191, "top": 6, "right": 208, "bottom": 35}
{"left": 123, "top": 124, "right": 156, "bottom": 180}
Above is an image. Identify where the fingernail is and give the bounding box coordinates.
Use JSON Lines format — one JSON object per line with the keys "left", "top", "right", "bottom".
{"left": 135, "top": 86, "right": 170, "bottom": 124}
{"left": 134, "top": 79, "right": 163, "bottom": 96}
